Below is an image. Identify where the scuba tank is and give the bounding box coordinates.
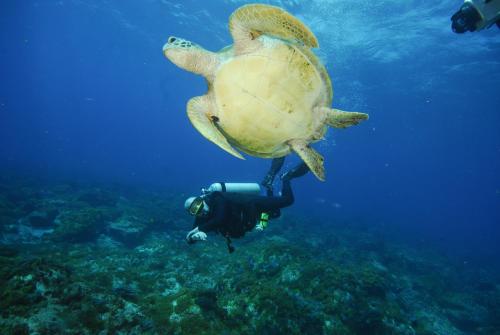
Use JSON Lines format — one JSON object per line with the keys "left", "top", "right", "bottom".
{"left": 202, "top": 182, "right": 271, "bottom": 238}
{"left": 202, "top": 182, "right": 262, "bottom": 195}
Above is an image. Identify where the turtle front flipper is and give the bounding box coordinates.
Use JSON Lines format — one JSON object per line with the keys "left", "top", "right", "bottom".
{"left": 321, "top": 107, "right": 369, "bottom": 129}
{"left": 288, "top": 139, "right": 325, "bottom": 181}
{"left": 229, "top": 4, "right": 318, "bottom": 55}
{"left": 187, "top": 96, "right": 244, "bottom": 160}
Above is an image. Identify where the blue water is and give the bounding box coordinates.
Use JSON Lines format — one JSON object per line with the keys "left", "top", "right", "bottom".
{"left": 1, "top": 1, "right": 499, "bottom": 268}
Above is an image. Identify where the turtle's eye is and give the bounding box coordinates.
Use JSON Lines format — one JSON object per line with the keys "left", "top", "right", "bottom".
{"left": 168, "top": 37, "right": 177, "bottom": 43}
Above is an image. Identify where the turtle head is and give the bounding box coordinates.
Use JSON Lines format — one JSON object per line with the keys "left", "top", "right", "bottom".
{"left": 163, "top": 36, "right": 203, "bottom": 70}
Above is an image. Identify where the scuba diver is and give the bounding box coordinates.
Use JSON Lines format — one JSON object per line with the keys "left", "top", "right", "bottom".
{"left": 184, "top": 158, "right": 308, "bottom": 252}
{"left": 451, "top": 0, "right": 500, "bottom": 33}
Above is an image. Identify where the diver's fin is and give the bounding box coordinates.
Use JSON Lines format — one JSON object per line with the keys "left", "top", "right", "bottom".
{"left": 187, "top": 96, "right": 244, "bottom": 160}
{"left": 288, "top": 139, "right": 325, "bottom": 181}
{"left": 322, "top": 107, "right": 369, "bottom": 129}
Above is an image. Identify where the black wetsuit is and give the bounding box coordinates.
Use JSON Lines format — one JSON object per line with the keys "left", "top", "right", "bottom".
{"left": 193, "top": 179, "right": 294, "bottom": 239}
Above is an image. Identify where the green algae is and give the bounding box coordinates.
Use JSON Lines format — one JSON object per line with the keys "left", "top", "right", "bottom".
{"left": 143, "top": 290, "right": 223, "bottom": 335}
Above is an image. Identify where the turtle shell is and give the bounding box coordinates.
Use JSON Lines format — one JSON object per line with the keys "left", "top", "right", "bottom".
{"left": 213, "top": 37, "right": 332, "bottom": 158}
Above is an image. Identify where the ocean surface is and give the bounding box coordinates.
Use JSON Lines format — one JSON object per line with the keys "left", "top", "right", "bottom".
{"left": 1, "top": 1, "right": 499, "bottom": 334}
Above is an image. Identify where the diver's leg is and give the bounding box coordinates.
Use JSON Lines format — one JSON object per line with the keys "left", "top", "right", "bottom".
{"left": 262, "top": 157, "right": 286, "bottom": 218}
{"left": 252, "top": 179, "right": 294, "bottom": 212}
{"left": 280, "top": 162, "right": 310, "bottom": 181}
{"left": 261, "top": 157, "right": 286, "bottom": 191}
{"left": 254, "top": 163, "right": 310, "bottom": 212}
{"left": 271, "top": 162, "right": 310, "bottom": 207}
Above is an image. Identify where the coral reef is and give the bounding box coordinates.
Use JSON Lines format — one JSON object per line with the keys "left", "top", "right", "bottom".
{"left": 0, "top": 178, "right": 498, "bottom": 334}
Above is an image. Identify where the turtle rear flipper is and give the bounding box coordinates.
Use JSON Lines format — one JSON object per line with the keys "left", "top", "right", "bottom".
{"left": 318, "top": 107, "right": 369, "bottom": 129}
{"left": 288, "top": 139, "right": 325, "bottom": 181}
{"left": 187, "top": 96, "right": 244, "bottom": 159}
{"left": 229, "top": 4, "right": 318, "bottom": 54}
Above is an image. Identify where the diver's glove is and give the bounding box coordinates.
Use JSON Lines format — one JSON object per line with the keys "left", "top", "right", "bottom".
{"left": 186, "top": 227, "right": 207, "bottom": 244}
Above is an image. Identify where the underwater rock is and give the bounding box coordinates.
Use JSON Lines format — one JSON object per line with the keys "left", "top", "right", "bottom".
{"left": 258, "top": 254, "right": 282, "bottom": 277}
{"left": 5, "top": 190, "right": 26, "bottom": 204}
{"left": 439, "top": 294, "right": 489, "bottom": 333}
{"left": 61, "top": 283, "right": 85, "bottom": 304}
{"left": 252, "top": 286, "right": 324, "bottom": 334}
{"left": 107, "top": 216, "right": 147, "bottom": 246}
{"left": 77, "top": 189, "right": 117, "bottom": 207}
{"left": 113, "top": 284, "right": 140, "bottom": 302}
{"left": 0, "top": 322, "right": 30, "bottom": 335}
{"left": 14, "top": 223, "right": 53, "bottom": 242}
{"left": 21, "top": 202, "right": 36, "bottom": 214}
{"left": 0, "top": 257, "right": 73, "bottom": 320}
{"left": 26, "top": 304, "right": 66, "bottom": 334}
{"left": 280, "top": 265, "right": 301, "bottom": 283}
{"left": 27, "top": 209, "right": 59, "bottom": 228}
{"left": 0, "top": 215, "right": 17, "bottom": 228}
{"left": 0, "top": 245, "right": 19, "bottom": 257}
{"left": 354, "top": 266, "right": 389, "bottom": 299}
{"left": 0, "top": 195, "right": 21, "bottom": 227}
{"left": 476, "top": 281, "right": 497, "bottom": 292}
{"left": 160, "top": 277, "right": 181, "bottom": 297}
{"left": 51, "top": 207, "right": 121, "bottom": 242}
{"left": 194, "top": 289, "right": 219, "bottom": 313}
{"left": 122, "top": 301, "right": 144, "bottom": 323}
{"left": 96, "top": 234, "right": 124, "bottom": 249}
{"left": 5, "top": 209, "right": 60, "bottom": 242}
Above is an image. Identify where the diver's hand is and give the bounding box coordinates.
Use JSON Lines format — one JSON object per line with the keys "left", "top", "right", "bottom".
{"left": 254, "top": 223, "right": 265, "bottom": 231}
{"left": 192, "top": 231, "right": 207, "bottom": 241}
{"left": 186, "top": 227, "right": 207, "bottom": 244}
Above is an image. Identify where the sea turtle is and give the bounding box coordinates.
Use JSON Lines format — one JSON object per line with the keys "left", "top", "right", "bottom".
{"left": 163, "top": 4, "right": 368, "bottom": 181}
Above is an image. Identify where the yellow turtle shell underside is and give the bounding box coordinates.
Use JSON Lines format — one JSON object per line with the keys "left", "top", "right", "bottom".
{"left": 213, "top": 40, "right": 332, "bottom": 158}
